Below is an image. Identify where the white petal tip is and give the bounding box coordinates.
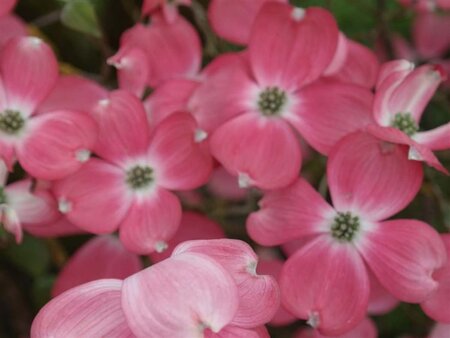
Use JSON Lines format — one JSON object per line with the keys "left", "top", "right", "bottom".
{"left": 408, "top": 146, "right": 423, "bottom": 161}
{"left": 76, "top": 149, "right": 91, "bottom": 163}
{"left": 291, "top": 7, "right": 306, "bottom": 21}
{"left": 98, "top": 98, "right": 111, "bottom": 107}
{"left": 155, "top": 241, "right": 168, "bottom": 253}
{"left": 307, "top": 311, "right": 320, "bottom": 328}
{"left": 238, "top": 173, "right": 252, "bottom": 189}
{"left": 107, "top": 58, "right": 125, "bottom": 69}
{"left": 58, "top": 198, "right": 72, "bottom": 214}
{"left": 246, "top": 261, "right": 257, "bottom": 276}
{"left": 27, "top": 37, "right": 43, "bottom": 46}
{"left": 194, "top": 129, "right": 208, "bottom": 143}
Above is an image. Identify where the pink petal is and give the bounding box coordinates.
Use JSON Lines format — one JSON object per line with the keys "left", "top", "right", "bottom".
{"left": 280, "top": 235, "right": 369, "bottom": 336}
{"left": 173, "top": 239, "right": 280, "bottom": 328}
{"left": 256, "top": 258, "right": 297, "bottom": 326}
{"left": 37, "top": 75, "right": 108, "bottom": 115}
{"left": 327, "top": 39, "right": 380, "bottom": 88}
{"left": 421, "top": 234, "right": 450, "bottom": 322}
{"left": 0, "top": 0, "right": 15, "bottom": 16}
{"left": 17, "top": 110, "right": 97, "bottom": 180}
{"left": 413, "top": 122, "right": 450, "bottom": 151}
{"left": 24, "top": 216, "right": 84, "bottom": 238}
{"left": 210, "top": 113, "right": 301, "bottom": 190}
{"left": 53, "top": 159, "right": 131, "bottom": 234}
{"left": 357, "top": 219, "right": 446, "bottom": 303}
{"left": 122, "top": 253, "right": 239, "bottom": 337}
{"left": 367, "top": 124, "right": 448, "bottom": 174}
{"left": 91, "top": 90, "right": 150, "bottom": 164}
{"left": 247, "top": 178, "right": 334, "bottom": 246}
{"left": 1, "top": 37, "right": 58, "bottom": 116}
{"left": 52, "top": 235, "right": 142, "bottom": 297}
{"left": 0, "top": 14, "right": 27, "bottom": 48}
{"left": 107, "top": 47, "right": 149, "bottom": 98}
{"left": 189, "top": 52, "right": 255, "bottom": 133}
{"left": 376, "top": 59, "right": 414, "bottom": 90}
{"left": 0, "top": 204, "right": 22, "bottom": 242}
{"left": 367, "top": 270, "right": 399, "bottom": 315}
{"left": 328, "top": 131, "right": 423, "bottom": 221}
{"left": 289, "top": 80, "right": 374, "bottom": 155}
{"left": 31, "top": 279, "right": 135, "bottom": 338}
{"left": 413, "top": 12, "right": 450, "bottom": 59}
{"left": 148, "top": 112, "right": 213, "bottom": 190}
{"left": 207, "top": 0, "right": 287, "bottom": 45}
{"left": 144, "top": 78, "right": 199, "bottom": 127}
{"left": 374, "top": 60, "right": 415, "bottom": 125}
{"left": 294, "top": 317, "right": 377, "bottom": 338}
{"left": 249, "top": 3, "right": 338, "bottom": 89}
{"left": 149, "top": 211, "right": 224, "bottom": 263}
{"left": 120, "top": 15, "right": 201, "bottom": 87}
{"left": 119, "top": 188, "right": 182, "bottom": 254}
{"left": 0, "top": 138, "right": 15, "bottom": 170}
{"left": 387, "top": 64, "right": 445, "bottom": 123}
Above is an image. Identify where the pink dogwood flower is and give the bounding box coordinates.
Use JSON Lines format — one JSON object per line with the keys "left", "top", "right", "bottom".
{"left": 32, "top": 239, "right": 277, "bottom": 337}
{"left": 293, "top": 59, "right": 449, "bottom": 173}
{"left": 53, "top": 90, "right": 212, "bottom": 254}
{"left": 0, "top": 37, "right": 98, "bottom": 179}
{"left": 142, "top": 0, "right": 191, "bottom": 23}
{"left": 206, "top": 2, "right": 339, "bottom": 189}
{"left": 247, "top": 131, "right": 446, "bottom": 335}
{"left": 108, "top": 13, "right": 201, "bottom": 97}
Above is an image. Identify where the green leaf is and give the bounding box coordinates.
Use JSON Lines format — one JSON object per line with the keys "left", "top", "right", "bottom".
{"left": 2, "top": 235, "right": 50, "bottom": 277}
{"left": 61, "top": 0, "right": 102, "bottom": 38}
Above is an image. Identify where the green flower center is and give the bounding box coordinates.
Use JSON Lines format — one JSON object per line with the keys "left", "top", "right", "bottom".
{"left": 258, "top": 87, "right": 286, "bottom": 116}
{"left": 126, "top": 165, "right": 154, "bottom": 190}
{"left": 331, "top": 212, "right": 360, "bottom": 242}
{"left": 391, "top": 113, "right": 419, "bottom": 136}
{"left": 0, "top": 110, "right": 25, "bottom": 135}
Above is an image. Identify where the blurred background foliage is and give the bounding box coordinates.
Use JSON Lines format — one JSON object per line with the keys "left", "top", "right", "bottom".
{"left": 0, "top": 0, "right": 449, "bottom": 337}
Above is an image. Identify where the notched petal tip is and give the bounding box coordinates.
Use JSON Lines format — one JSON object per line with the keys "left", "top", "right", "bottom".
{"left": 306, "top": 311, "right": 320, "bottom": 328}
{"left": 194, "top": 129, "right": 208, "bottom": 143}
{"left": 291, "top": 7, "right": 306, "bottom": 21}
{"left": 238, "top": 172, "right": 252, "bottom": 189}
{"left": 155, "top": 240, "right": 168, "bottom": 253}
{"left": 76, "top": 149, "right": 91, "bottom": 163}
{"left": 58, "top": 198, "right": 72, "bottom": 214}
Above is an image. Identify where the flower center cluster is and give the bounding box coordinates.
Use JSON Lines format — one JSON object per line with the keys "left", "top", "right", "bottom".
{"left": 0, "top": 187, "right": 7, "bottom": 204}
{"left": 258, "top": 87, "right": 286, "bottom": 116}
{"left": 391, "top": 113, "right": 418, "bottom": 136}
{"left": 331, "top": 212, "right": 360, "bottom": 242}
{"left": 0, "top": 110, "right": 25, "bottom": 134}
{"left": 126, "top": 165, "right": 154, "bottom": 189}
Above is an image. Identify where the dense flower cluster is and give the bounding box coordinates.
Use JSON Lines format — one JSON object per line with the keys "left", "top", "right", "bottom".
{"left": 1, "top": 0, "right": 449, "bottom": 337}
